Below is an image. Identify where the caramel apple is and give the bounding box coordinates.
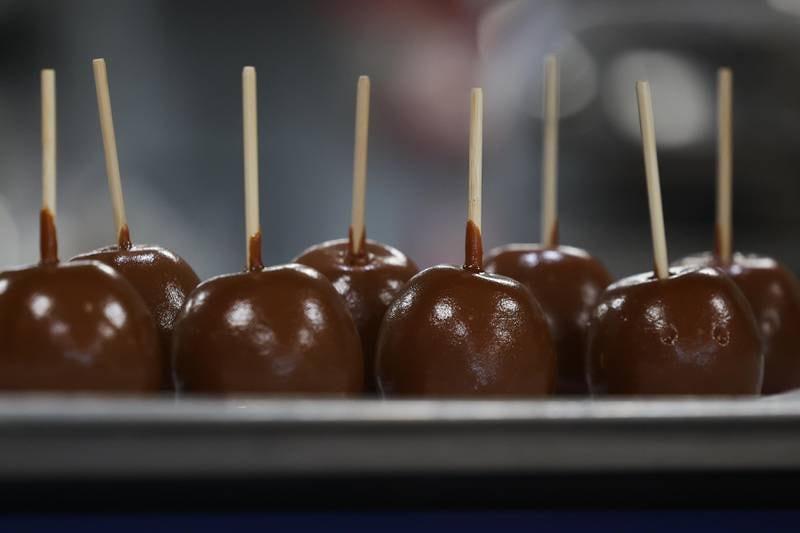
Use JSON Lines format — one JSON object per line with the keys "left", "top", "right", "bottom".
{"left": 675, "top": 69, "right": 800, "bottom": 394}
{"left": 70, "top": 59, "right": 199, "bottom": 388}
{"left": 486, "top": 246, "right": 611, "bottom": 394}
{"left": 485, "top": 57, "right": 612, "bottom": 394}
{"left": 587, "top": 266, "right": 763, "bottom": 395}
{"left": 172, "top": 67, "right": 363, "bottom": 395}
{"left": 375, "top": 89, "right": 556, "bottom": 396}
{"left": 677, "top": 253, "right": 800, "bottom": 393}
{"left": 71, "top": 238, "right": 199, "bottom": 372}
{"left": 0, "top": 70, "right": 161, "bottom": 392}
{"left": 173, "top": 261, "right": 362, "bottom": 394}
{"left": 295, "top": 77, "right": 417, "bottom": 391}
{"left": 295, "top": 238, "right": 417, "bottom": 391}
{"left": 586, "top": 81, "right": 763, "bottom": 396}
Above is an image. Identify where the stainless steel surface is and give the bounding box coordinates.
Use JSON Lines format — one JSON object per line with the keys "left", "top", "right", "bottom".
{"left": 0, "top": 395, "right": 799, "bottom": 479}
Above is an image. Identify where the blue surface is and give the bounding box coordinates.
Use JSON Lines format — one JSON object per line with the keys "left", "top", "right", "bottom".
{"left": 1, "top": 512, "right": 799, "bottom": 532}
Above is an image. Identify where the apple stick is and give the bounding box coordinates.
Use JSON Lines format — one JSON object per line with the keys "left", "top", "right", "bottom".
{"left": 636, "top": 81, "right": 669, "bottom": 280}
{"left": 715, "top": 67, "right": 733, "bottom": 265}
{"left": 464, "top": 87, "right": 484, "bottom": 271}
{"left": 541, "top": 55, "right": 559, "bottom": 248}
{"left": 350, "top": 75, "right": 370, "bottom": 256}
{"left": 242, "top": 66, "right": 262, "bottom": 271}
{"left": 92, "top": 58, "right": 130, "bottom": 246}
{"left": 40, "top": 69, "right": 58, "bottom": 263}
{"left": 41, "top": 69, "right": 56, "bottom": 219}
{"left": 469, "top": 88, "right": 483, "bottom": 233}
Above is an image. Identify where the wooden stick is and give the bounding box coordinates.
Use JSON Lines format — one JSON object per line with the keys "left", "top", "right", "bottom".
{"left": 636, "top": 81, "right": 669, "bottom": 280}
{"left": 41, "top": 69, "right": 56, "bottom": 218}
{"left": 40, "top": 69, "right": 59, "bottom": 264}
{"left": 541, "top": 55, "right": 559, "bottom": 248}
{"left": 468, "top": 88, "right": 483, "bottom": 232}
{"left": 715, "top": 67, "right": 733, "bottom": 265}
{"left": 92, "top": 58, "right": 129, "bottom": 243}
{"left": 242, "top": 66, "right": 261, "bottom": 270}
{"left": 464, "top": 88, "right": 484, "bottom": 271}
{"left": 350, "top": 75, "right": 370, "bottom": 256}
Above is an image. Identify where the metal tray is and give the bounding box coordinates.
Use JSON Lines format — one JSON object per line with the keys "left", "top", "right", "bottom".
{"left": 1, "top": 393, "right": 799, "bottom": 509}
{"left": 0, "top": 393, "right": 798, "bottom": 478}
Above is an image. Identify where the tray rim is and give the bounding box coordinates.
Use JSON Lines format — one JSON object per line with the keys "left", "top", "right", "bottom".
{"left": 1, "top": 395, "right": 799, "bottom": 479}
{"left": 0, "top": 394, "right": 797, "bottom": 423}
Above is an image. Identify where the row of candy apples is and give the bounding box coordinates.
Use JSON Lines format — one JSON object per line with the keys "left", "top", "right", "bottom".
{"left": 1, "top": 58, "right": 794, "bottom": 397}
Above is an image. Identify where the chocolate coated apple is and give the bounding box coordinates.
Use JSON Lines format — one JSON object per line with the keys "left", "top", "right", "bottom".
{"left": 172, "top": 253, "right": 364, "bottom": 395}
{"left": 375, "top": 221, "right": 556, "bottom": 396}
{"left": 677, "top": 252, "right": 800, "bottom": 394}
{"left": 485, "top": 244, "right": 612, "bottom": 394}
{"left": 587, "top": 265, "right": 763, "bottom": 395}
{"left": 0, "top": 212, "right": 161, "bottom": 392}
{"left": 294, "top": 231, "right": 417, "bottom": 391}
{"left": 71, "top": 228, "right": 200, "bottom": 376}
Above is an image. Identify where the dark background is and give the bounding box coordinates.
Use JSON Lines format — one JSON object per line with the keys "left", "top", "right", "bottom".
{"left": 1, "top": 0, "right": 799, "bottom": 282}
{"left": 3, "top": 512, "right": 800, "bottom": 532}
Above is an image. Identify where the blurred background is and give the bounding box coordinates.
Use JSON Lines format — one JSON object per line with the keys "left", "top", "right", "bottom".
{"left": 2, "top": 0, "right": 800, "bottom": 281}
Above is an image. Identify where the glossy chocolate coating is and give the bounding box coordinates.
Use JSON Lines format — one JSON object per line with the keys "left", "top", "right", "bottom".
{"left": 0, "top": 260, "right": 162, "bottom": 392}
{"left": 172, "top": 263, "right": 364, "bottom": 395}
{"left": 587, "top": 266, "right": 763, "bottom": 395}
{"left": 485, "top": 244, "right": 613, "bottom": 394}
{"left": 294, "top": 237, "right": 418, "bottom": 391}
{"left": 375, "top": 264, "right": 556, "bottom": 397}
{"left": 71, "top": 244, "right": 200, "bottom": 358}
{"left": 677, "top": 252, "right": 800, "bottom": 394}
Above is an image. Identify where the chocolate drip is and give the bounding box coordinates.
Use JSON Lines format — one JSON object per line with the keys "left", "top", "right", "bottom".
{"left": 39, "top": 208, "right": 58, "bottom": 264}
{"left": 347, "top": 225, "right": 369, "bottom": 266}
{"left": 117, "top": 224, "right": 133, "bottom": 250}
{"left": 248, "top": 231, "right": 264, "bottom": 272}
{"left": 464, "top": 219, "right": 483, "bottom": 272}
